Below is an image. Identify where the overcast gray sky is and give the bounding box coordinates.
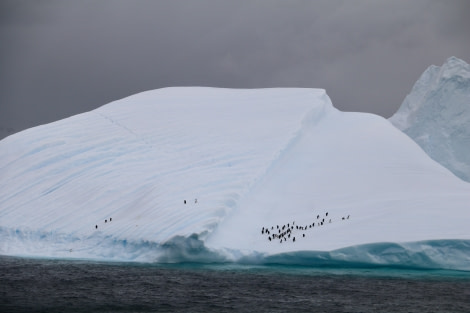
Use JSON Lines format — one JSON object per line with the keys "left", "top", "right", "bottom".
{"left": 1, "top": 0, "right": 469, "bottom": 139}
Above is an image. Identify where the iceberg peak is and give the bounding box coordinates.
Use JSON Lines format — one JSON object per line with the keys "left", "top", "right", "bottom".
{"left": 439, "top": 56, "right": 470, "bottom": 81}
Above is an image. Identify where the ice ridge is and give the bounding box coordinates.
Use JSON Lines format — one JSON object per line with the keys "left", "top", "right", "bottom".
{"left": 2, "top": 226, "right": 469, "bottom": 271}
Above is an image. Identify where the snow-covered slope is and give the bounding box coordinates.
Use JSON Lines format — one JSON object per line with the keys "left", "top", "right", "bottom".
{"left": 390, "top": 56, "right": 470, "bottom": 182}
{"left": 1, "top": 87, "right": 469, "bottom": 270}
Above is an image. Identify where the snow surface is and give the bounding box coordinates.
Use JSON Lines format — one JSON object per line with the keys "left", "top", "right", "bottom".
{"left": 1, "top": 87, "right": 469, "bottom": 270}
{"left": 390, "top": 56, "right": 470, "bottom": 182}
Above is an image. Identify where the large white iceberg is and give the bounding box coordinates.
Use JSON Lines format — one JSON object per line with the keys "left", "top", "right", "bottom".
{"left": 390, "top": 56, "right": 470, "bottom": 182}
{"left": 1, "top": 87, "right": 469, "bottom": 270}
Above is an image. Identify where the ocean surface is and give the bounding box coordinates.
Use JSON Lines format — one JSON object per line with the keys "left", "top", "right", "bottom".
{"left": 1, "top": 255, "right": 469, "bottom": 313}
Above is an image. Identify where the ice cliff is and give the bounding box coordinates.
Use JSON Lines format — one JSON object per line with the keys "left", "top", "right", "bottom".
{"left": 1, "top": 87, "right": 469, "bottom": 270}
{"left": 390, "top": 56, "right": 470, "bottom": 182}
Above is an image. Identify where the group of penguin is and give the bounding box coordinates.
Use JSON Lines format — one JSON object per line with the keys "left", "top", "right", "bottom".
{"left": 93, "top": 197, "right": 199, "bottom": 231}
{"left": 261, "top": 211, "right": 351, "bottom": 244}
{"left": 95, "top": 217, "right": 112, "bottom": 230}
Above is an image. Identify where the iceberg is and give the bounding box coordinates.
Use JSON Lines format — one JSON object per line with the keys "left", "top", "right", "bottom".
{"left": 1, "top": 87, "right": 469, "bottom": 270}
{"left": 390, "top": 56, "right": 470, "bottom": 182}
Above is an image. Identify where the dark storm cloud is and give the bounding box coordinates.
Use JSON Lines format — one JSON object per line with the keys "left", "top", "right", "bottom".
{"left": 1, "top": 0, "right": 469, "bottom": 139}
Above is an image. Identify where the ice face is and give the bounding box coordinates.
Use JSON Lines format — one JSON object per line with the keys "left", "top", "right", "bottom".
{"left": 1, "top": 87, "right": 469, "bottom": 270}
{"left": 390, "top": 56, "right": 470, "bottom": 182}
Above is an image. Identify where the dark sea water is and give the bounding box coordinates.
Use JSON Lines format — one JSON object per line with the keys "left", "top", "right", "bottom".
{"left": 1, "top": 256, "right": 469, "bottom": 313}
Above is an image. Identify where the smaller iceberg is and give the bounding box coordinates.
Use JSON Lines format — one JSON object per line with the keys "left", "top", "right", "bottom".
{"left": 390, "top": 56, "right": 470, "bottom": 182}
